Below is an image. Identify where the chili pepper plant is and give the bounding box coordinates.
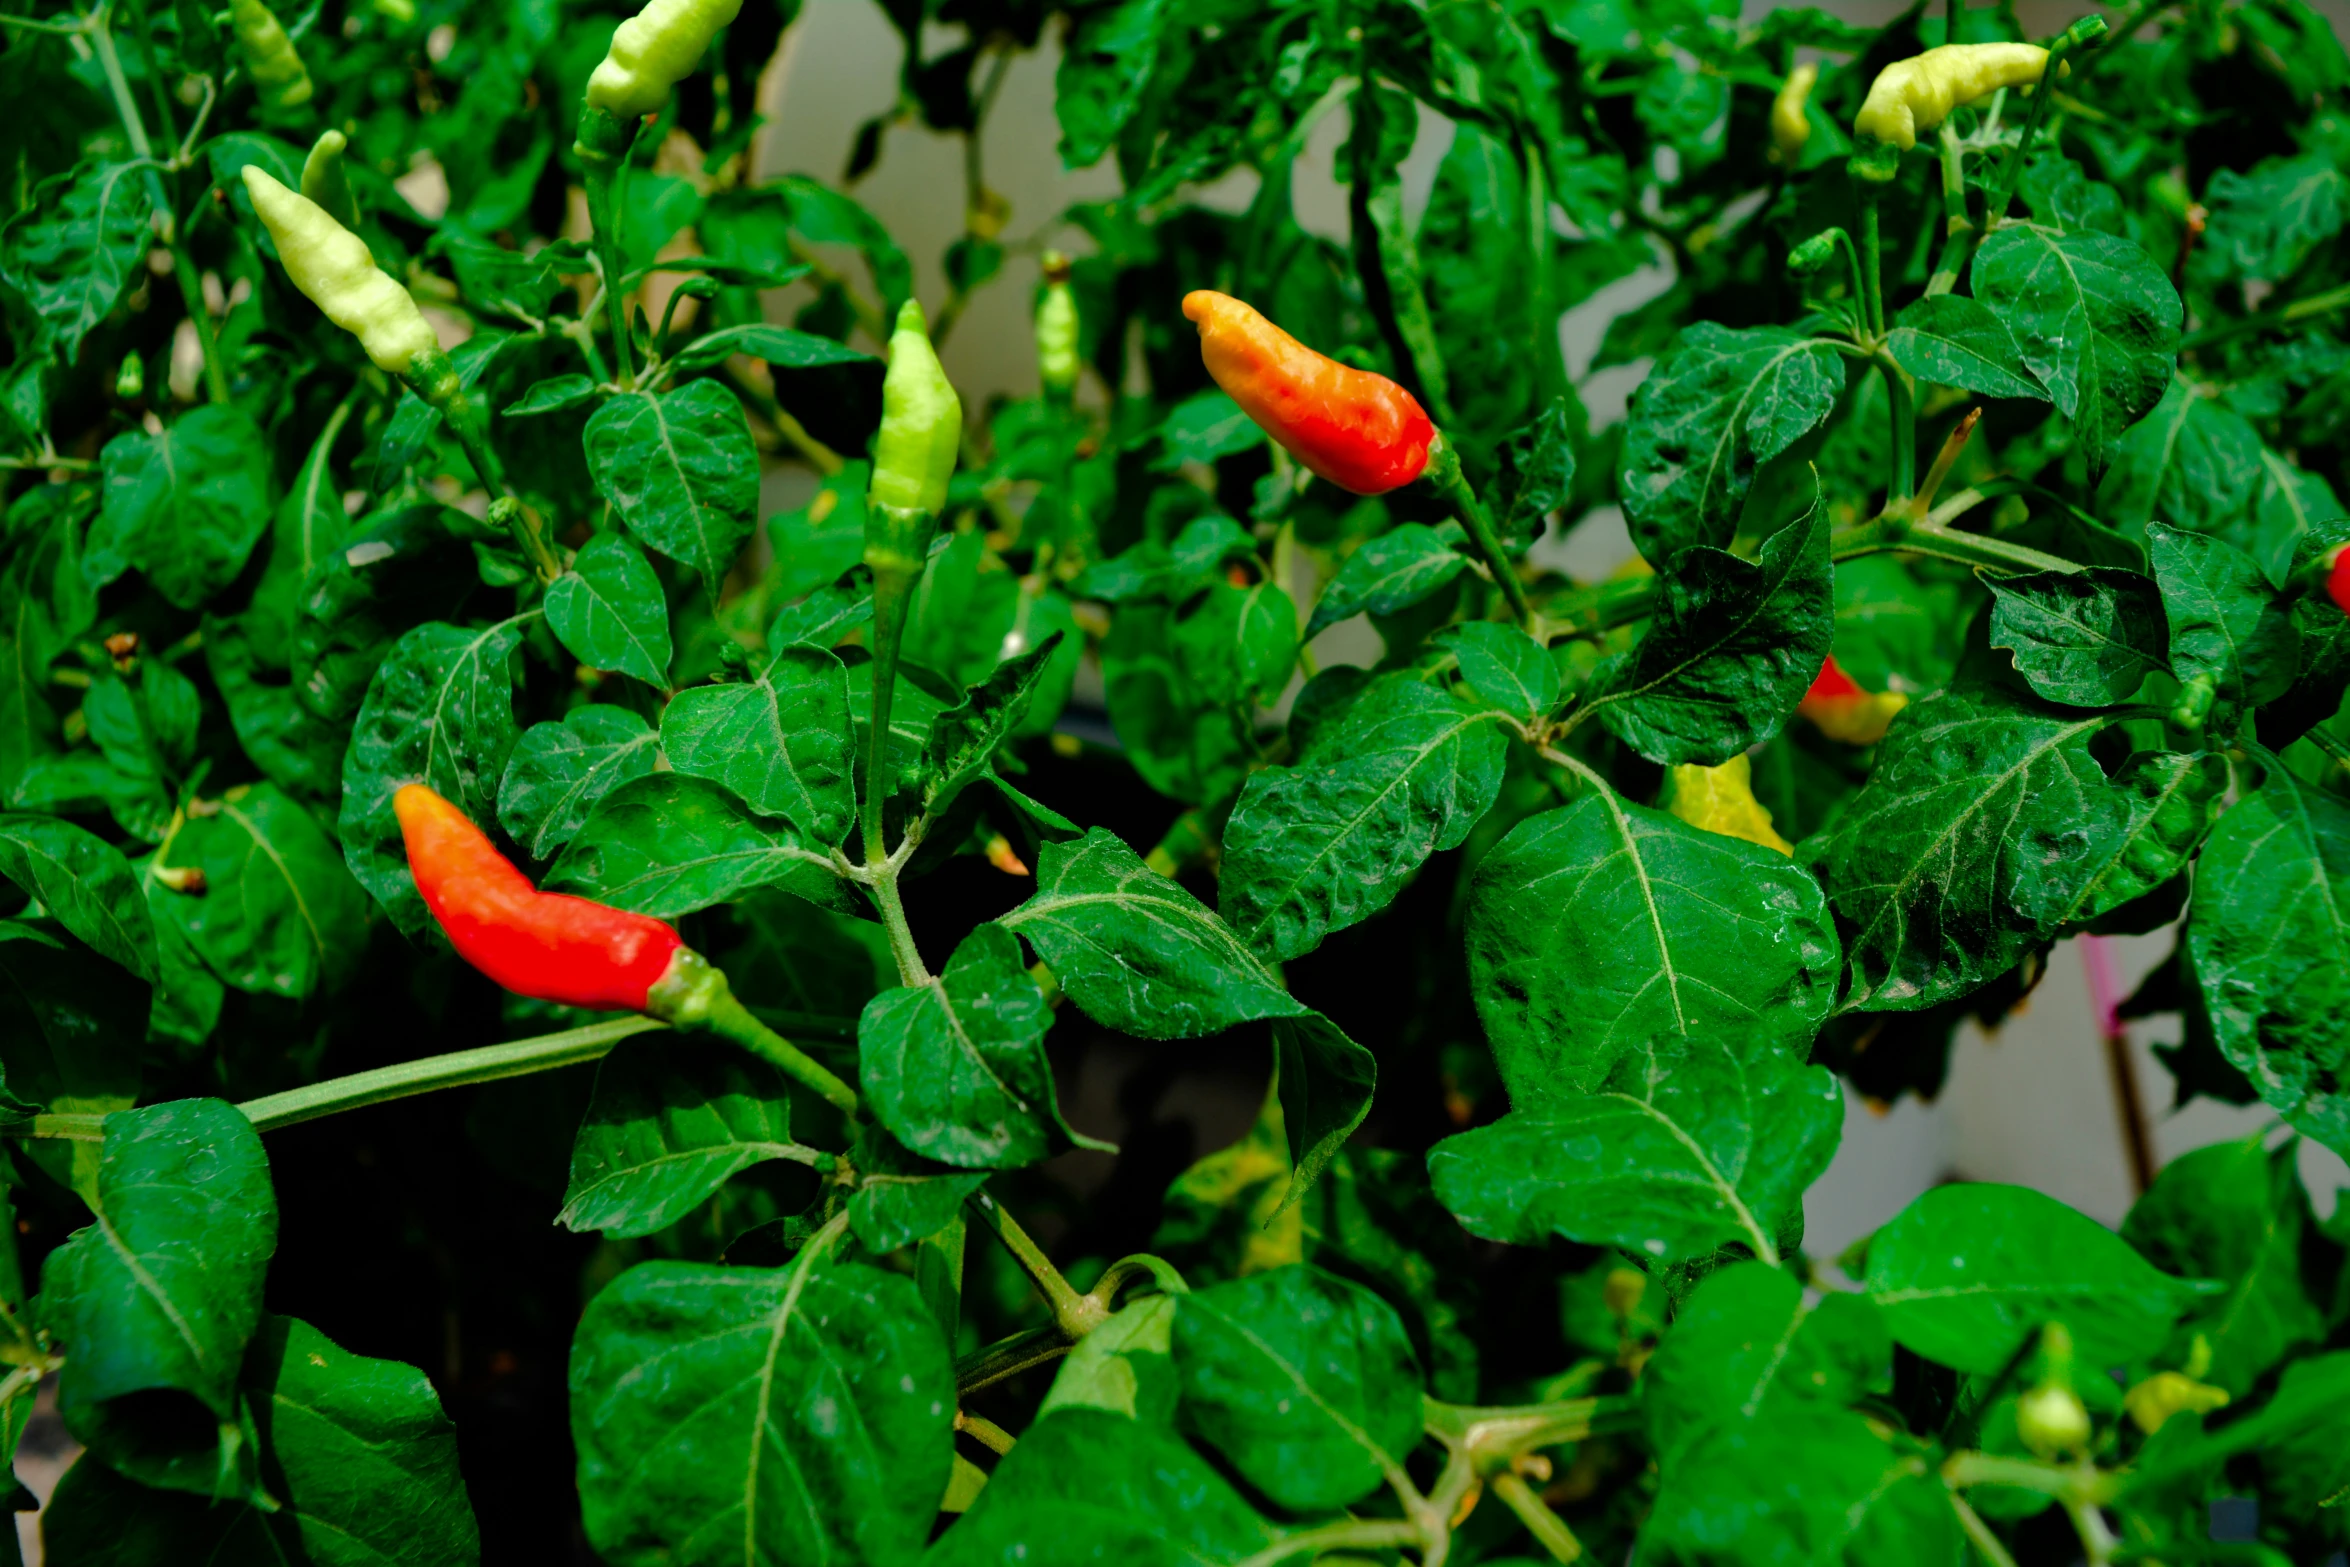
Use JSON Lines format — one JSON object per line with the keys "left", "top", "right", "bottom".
{"left": 0, "top": 0, "right": 2344, "bottom": 1560}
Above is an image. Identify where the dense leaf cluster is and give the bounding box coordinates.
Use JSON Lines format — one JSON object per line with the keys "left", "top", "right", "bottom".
{"left": 0, "top": 0, "right": 2345, "bottom": 1561}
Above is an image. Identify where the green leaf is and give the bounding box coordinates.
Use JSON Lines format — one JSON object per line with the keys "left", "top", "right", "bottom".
{"left": 1884, "top": 294, "right": 2046, "bottom": 402}
{"left": 585, "top": 381, "right": 760, "bottom": 588}
{"left": 1069, "top": 514, "right": 1253, "bottom": 606}
{"left": 1971, "top": 226, "right": 2181, "bottom": 472}
{"left": 2094, "top": 377, "right": 2264, "bottom": 542}
{"left": 545, "top": 532, "right": 675, "bottom": 688}
{"left": 2121, "top": 1135, "right": 2323, "bottom": 1396}
{"left": 44, "top": 1317, "right": 479, "bottom": 1567}
{"left": 2192, "top": 151, "right": 2347, "bottom": 285}
{"left": 671, "top": 323, "right": 874, "bottom": 374}
{"left": 1155, "top": 389, "right": 1267, "bottom": 469}
{"left": 860, "top": 923, "right": 1097, "bottom": 1169}
{"left": 546, "top": 772, "right": 849, "bottom": 920}
{"left": 1435, "top": 622, "right": 1559, "bottom": 721}
{"left": 1100, "top": 604, "right": 1256, "bottom": 807}
{"left": 503, "top": 373, "right": 602, "bottom": 418}
{"left": 0, "top": 812, "right": 158, "bottom": 982}
{"left": 1002, "top": 830, "right": 1373, "bottom": 1198}
{"left": 1040, "top": 1295, "right": 1178, "bottom": 1423}
{"left": 662, "top": 646, "right": 856, "bottom": 849}
{"left": 339, "top": 618, "right": 527, "bottom": 938}
{"left": 1221, "top": 676, "right": 1506, "bottom": 962}
{"left": 1644, "top": 1261, "right": 1889, "bottom": 1471}
{"left": 292, "top": 504, "right": 485, "bottom": 723}
{"left": 922, "top": 633, "right": 1064, "bottom": 818}
{"left": 497, "top": 705, "right": 661, "bottom": 861}
{"left": 1056, "top": 0, "right": 1173, "bottom": 167}
{"left": 1588, "top": 495, "right": 1832, "bottom": 765}
{"left": 930, "top": 1408, "right": 1283, "bottom": 1567}
{"left": 82, "top": 671, "right": 178, "bottom": 842}
{"left": 1618, "top": 324, "right": 1844, "bottom": 561}
{"left": 0, "top": 922, "right": 146, "bottom": 1123}
{"left": 1806, "top": 683, "right": 2120, "bottom": 1012}
{"left": 1467, "top": 788, "right": 1839, "bottom": 1100}
{"left": 247, "top": 412, "right": 356, "bottom": 670}
{"left": 2147, "top": 521, "right": 2298, "bottom": 719}
{"left": 1986, "top": 566, "right": 2170, "bottom": 705}
{"left": 155, "top": 782, "right": 369, "bottom": 1000}
{"left": 1863, "top": 1182, "right": 2216, "bottom": 1374}
{"left": 1427, "top": 1034, "right": 1840, "bottom": 1265}
{"left": 1641, "top": 1401, "right": 1962, "bottom": 1566}
{"left": 139, "top": 855, "right": 224, "bottom": 1049}
{"left": 1173, "top": 1266, "right": 1422, "bottom": 1512}
{"left": 2012, "top": 749, "right": 2226, "bottom": 930}
{"left": 45, "top": 1099, "right": 276, "bottom": 1491}
{"left": 1305, "top": 522, "right": 1470, "bottom": 638}
{"left": 1172, "top": 580, "right": 1298, "bottom": 709}
{"left": 206, "top": 614, "right": 347, "bottom": 800}
{"left": 0, "top": 159, "right": 151, "bottom": 364}
{"left": 902, "top": 528, "right": 1021, "bottom": 691}
{"left": 844, "top": 1126, "right": 985, "bottom": 1254}
{"left": 2250, "top": 445, "right": 2343, "bottom": 589}
{"left": 560, "top": 1032, "right": 816, "bottom": 1239}
{"left": 571, "top": 1248, "right": 954, "bottom": 1567}
{"left": 2184, "top": 763, "right": 2350, "bottom": 1152}
{"left": 88, "top": 406, "right": 275, "bottom": 610}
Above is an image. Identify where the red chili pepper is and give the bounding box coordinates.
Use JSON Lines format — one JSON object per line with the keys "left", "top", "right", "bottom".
{"left": 395, "top": 783, "right": 684, "bottom": 1011}
{"left": 1181, "top": 291, "right": 1435, "bottom": 496}
{"left": 2330, "top": 546, "right": 2350, "bottom": 617}
{"left": 1798, "top": 654, "right": 1907, "bottom": 746}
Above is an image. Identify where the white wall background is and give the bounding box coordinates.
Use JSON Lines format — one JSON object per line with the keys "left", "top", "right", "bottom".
{"left": 750, "top": 0, "right": 2350, "bottom": 1252}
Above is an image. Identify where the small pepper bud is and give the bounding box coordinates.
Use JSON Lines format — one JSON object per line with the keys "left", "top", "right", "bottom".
{"left": 114, "top": 352, "right": 144, "bottom": 402}
{"left": 302, "top": 128, "right": 362, "bottom": 232}
{"left": 1787, "top": 231, "right": 1842, "bottom": 279}
{"left": 2016, "top": 1322, "right": 2092, "bottom": 1459}
{"left": 2169, "top": 670, "right": 2217, "bottom": 736}
{"left": 242, "top": 166, "right": 439, "bottom": 376}
{"left": 1037, "top": 251, "right": 1080, "bottom": 401}
{"left": 104, "top": 631, "right": 139, "bottom": 674}
{"left": 868, "top": 299, "right": 963, "bottom": 527}
{"left": 2123, "top": 1371, "right": 2229, "bottom": 1436}
{"left": 151, "top": 863, "right": 207, "bottom": 895}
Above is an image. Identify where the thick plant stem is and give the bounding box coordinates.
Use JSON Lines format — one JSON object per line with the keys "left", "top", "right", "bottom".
{"left": 1947, "top": 1491, "right": 2021, "bottom": 1567}
{"left": 1424, "top": 438, "right": 1533, "bottom": 627}
{"left": 1836, "top": 509, "right": 2083, "bottom": 576}
{"left": 576, "top": 106, "right": 640, "bottom": 387}
{"left": 966, "top": 1190, "right": 1103, "bottom": 1338}
{"left": 1491, "top": 1471, "right": 1583, "bottom": 1564}
{"left": 870, "top": 872, "right": 929, "bottom": 987}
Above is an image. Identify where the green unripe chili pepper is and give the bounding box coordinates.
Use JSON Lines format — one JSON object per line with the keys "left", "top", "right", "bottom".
{"left": 115, "top": 352, "right": 144, "bottom": 402}
{"left": 586, "top": 0, "right": 747, "bottom": 121}
{"left": 1854, "top": 43, "right": 2058, "bottom": 151}
{"left": 242, "top": 166, "right": 436, "bottom": 375}
{"left": 302, "top": 129, "right": 362, "bottom": 232}
{"left": 2015, "top": 1321, "right": 2092, "bottom": 1459}
{"left": 231, "top": 0, "right": 314, "bottom": 110}
{"left": 1036, "top": 251, "right": 1080, "bottom": 401}
{"left": 869, "top": 299, "right": 963, "bottom": 527}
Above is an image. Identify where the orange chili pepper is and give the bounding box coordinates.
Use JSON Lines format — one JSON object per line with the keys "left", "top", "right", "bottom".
{"left": 1798, "top": 654, "right": 1908, "bottom": 746}
{"left": 1181, "top": 291, "right": 1435, "bottom": 495}
{"left": 395, "top": 784, "right": 685, "bottom": 1011}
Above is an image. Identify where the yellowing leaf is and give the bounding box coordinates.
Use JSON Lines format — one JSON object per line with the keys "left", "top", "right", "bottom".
{"left": 1663, "top": 754, "right": 1793, "bottom": 856}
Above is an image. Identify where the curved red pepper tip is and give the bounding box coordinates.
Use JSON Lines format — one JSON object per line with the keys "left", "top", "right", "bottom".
{"left": 1181, "top": 289, "right": 1434, "bottom": 496}
{"left": 395, "top": 782, "right": 685, "bottom": 1012}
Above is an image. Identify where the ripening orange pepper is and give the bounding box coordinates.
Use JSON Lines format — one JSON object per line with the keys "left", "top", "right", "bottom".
{"left": 1798, "top": 655, "right": 1908, "bottom": 746}
{"left": 395, "top": 784, "right": 685, "bottom": 1011}
{"left": 1181, "top": 291, "right": 1435, "bottom": 495}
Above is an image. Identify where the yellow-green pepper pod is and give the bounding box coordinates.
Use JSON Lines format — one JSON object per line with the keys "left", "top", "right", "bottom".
{"left": 586, "top": 0, "right": 746, "bottom": 121}
{"left": 302, "top": 129, "right": 362, "bottom": 232}
{"left": 1036, "top": 251, "right": 1080, "bottom": 399}
{"left": 242, "top": 166, "right": 438, "bottom": 375}
{"left": 232, "top": 0, "right": 314, "bottom": 110}
{"left": 1854, "top": 43, "right": 2057, "bottom": 151}
{"left": 869, "top": 299, "right": 962, "bottom": 521}
{"left": 1770, "top": 62, "right": 1818, "bottom": 165}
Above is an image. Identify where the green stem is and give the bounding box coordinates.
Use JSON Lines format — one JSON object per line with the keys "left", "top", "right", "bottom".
{"left": 1878, "top": 353, "right": 1917, "bottom": 503}
{"left": 870, "top": 872, "right": 929, "bottom": 987}
{"left": 120, "top": 0, "right": 181, "bottom": 151}
{"left": 1490, "top": 1471, "right": 1582, "bottom": 1564}
{"left": 958, "top": 1411, "right": 1016, "bottom": 1456}
{"left": 577, "top": 108, "right": 640, "bottom": 387}
{"left": 863, "top": 572, "right": 916, "bottom": 865}
{"left": 1234, "top": 1520, "right": 1424, "bottom": 1567}
{"left": 966, "top": 1190, "right": 1102, "bottom": 1338}
{"left": 1943, "top": 1451, "right": 2112, "bottom": 1501}
{"left": 1989, "top": 21, "right": 2106, "bottom": 224}
{"left": 2180, "top": 281, "right": 2350, "bottom": 352}
{"left": 1926, "top": 124, "right": 1974, "bottom": 297}
{"left": 1423, "top": 1394, "right": 1644, "bottom": 1461}
{"left": 648, "top": 951, "right": 863, "bottom": 1120}
{"left": 1854, "top": 179, "right": 1887, "bottom": 341}
{"left": 1947, "top": 1490, "right": 2020, "bottom": 1567}
{"left": 1424, "top": 438, "right": 1532, "bottom": 627}
{"left": 90, "top": 8, "right": 229, "bottom": 404}
{"left": 8, "top": 1017, "right": 666, "bottom": 1143}
{"left": 954, "top": 1324, "right": 1069, "bottom": 1396}
{"left": 1835, "top": 510, "right": 2083, "bottom": 576}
